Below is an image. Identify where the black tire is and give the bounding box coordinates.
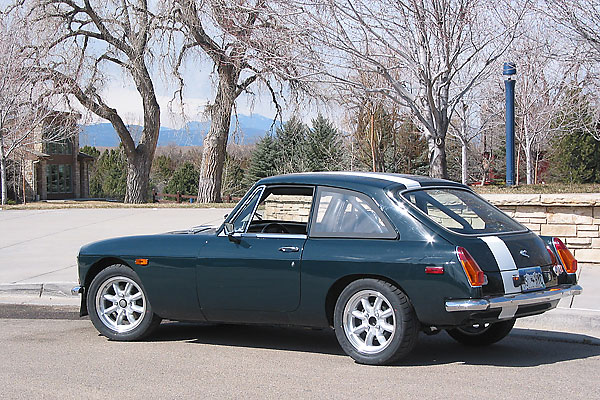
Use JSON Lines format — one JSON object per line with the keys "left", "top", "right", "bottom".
{"left": 87, "top": 264, "right": 162, "bottom": 341}
{"left": 333, "top": 279, "right": 419, "bottom": 365}
{"left": 446, "top": 319, "right": 515, "bottom": 346}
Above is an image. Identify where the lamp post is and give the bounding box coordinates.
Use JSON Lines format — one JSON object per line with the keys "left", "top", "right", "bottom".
{"left": 503, "top": 62, "right": 516, "bottom": 186}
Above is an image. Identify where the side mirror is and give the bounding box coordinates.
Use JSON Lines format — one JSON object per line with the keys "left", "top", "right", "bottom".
{"left": 223, "top": 222, "right": 234, "bottom": 235}
{"left": 223, "top": 222, "right": 241, "bottom": 244}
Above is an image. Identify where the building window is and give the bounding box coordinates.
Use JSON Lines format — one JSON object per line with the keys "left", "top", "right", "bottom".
{"left": 45, "top": 137, "right": 73, "bottom": 155}
{"left": 46, "top": 164, "right": 72, "bottom": 193}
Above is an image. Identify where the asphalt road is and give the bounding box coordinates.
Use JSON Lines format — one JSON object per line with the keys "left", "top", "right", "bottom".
{"left": 1, "top": 313, "right": 599, "bottom": 399}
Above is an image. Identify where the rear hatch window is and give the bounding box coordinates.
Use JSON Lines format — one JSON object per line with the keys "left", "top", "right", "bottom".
{"left": 400, "top": 188, "right": 525, "bottom": 235}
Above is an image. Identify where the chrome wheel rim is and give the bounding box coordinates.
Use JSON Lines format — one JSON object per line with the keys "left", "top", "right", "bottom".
{"left": 456, "top": 323, "right": 491, "bottom": 335}
{"left": 343, "top": 290, "right": 396, "bottom": 354}
{"left": 96, "top": 276, "right": 146, "bottom": 333}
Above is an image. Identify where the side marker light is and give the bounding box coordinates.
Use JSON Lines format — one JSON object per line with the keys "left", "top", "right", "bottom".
{"left": 425, "top": 266, "right": 444, "bottom": 274}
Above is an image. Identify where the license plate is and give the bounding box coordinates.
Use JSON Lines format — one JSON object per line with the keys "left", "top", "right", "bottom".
{"left": 519, "top": 267, "right": 546, "bottom": 292}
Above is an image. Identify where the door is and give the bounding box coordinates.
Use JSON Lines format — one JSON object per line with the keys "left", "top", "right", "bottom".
{"left": 197, "top": 185, "right": 314, "bottom": 319}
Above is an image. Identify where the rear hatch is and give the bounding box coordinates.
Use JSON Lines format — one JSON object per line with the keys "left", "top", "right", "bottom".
{"left": 456, "top": 232, "right": 557, "bottom": 296}
{"left": 399, "top": 187, "right": 557, "bottom": 295}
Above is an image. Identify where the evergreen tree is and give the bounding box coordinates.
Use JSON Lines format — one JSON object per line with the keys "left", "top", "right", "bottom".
{"left": 306, "top": 115, "right": 345, "bottom": 171}
{"left": 549, "top": 90, "right": 600, "bottom": 183}
{"left": 221, "top": 154, "right": 246, "bottom": 198}
{"left": 165, "top": 162, "right": 200, "bottom": 195}
{"left": 243, "top": 135, "right": 278, "bottom": 186}
{"left": 89, "top": 146, "right": 127, "bottom": 200}
{"left": 275, "top": 116, "right": 309, "bottom": 173}
{"left": 551, "top": 130, "right": 600, "bottom": 183}
{"left": 80, "top": 145, "right": 100, "bottom": 158}
{"left": 150, "top": 155, "right": 176, "bottom": 192}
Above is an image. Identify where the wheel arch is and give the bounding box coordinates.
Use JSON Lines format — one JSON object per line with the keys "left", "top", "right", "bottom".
{"left": 324, "top": 274, "right": 414, "bottom": 327}
{"left": 80, "top": 257, "right": 131, "bottom": 316}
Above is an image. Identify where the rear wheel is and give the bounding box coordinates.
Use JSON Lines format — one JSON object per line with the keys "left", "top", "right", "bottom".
{"left": 447, "top": 319, "right": 515, "bottom": 346}
{"left": 87, "top": 264, "right": 161, "bottom": 341}
{"left": 333, "top": 279, "right": 419, "bottom": 365}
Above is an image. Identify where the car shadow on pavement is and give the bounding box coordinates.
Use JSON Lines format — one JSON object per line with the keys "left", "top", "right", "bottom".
{"left": 150, "top": 322, "right": 346, "bottom": 356}
{"left": 149, "top": 322, "right": 600, "bottom": 366}
{"left": 398, "top": 328, "right": 600, "bottom": 367}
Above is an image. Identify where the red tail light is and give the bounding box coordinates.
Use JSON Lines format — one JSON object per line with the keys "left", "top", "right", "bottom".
{"left": 553, "top": 238, "right": 578, "bottom": 274}
{"left": 547, "top": 245, "right": 564, "bottom": 275}
{"left": 456, "top": 247, "right": 485, "bottom": 287}
{"left": 546, "top": 246, "right": 558, "bottom": 265}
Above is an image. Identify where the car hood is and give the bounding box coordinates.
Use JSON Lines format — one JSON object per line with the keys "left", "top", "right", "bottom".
{"left": 79, "top": 227, "right": 216, "bottom": 258}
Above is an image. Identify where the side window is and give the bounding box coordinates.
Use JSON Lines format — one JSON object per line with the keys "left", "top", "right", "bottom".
{"left": 231, "top": 188, "right": 263, "bottom": 232}
{"left": 310, "top": 188, "right": 396, "bottom": 239}
{"left": 246, "top": 186, "right": 314, "bottom": 235}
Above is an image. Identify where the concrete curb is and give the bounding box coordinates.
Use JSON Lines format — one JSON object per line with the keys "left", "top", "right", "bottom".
{"left": 512, "top": 328, "right": 600, "bottom": 346}
{"left": 0, "top": 282, "right": 76, "bottom": 297}
{"left": 515, "top": 307, "right": 600, "bottom": 338}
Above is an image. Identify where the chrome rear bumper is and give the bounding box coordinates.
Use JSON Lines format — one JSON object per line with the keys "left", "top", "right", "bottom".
{"left": 445, "top": 285, "right": 583, "bottom": 312}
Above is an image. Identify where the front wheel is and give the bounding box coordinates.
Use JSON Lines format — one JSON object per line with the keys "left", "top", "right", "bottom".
{"left": 446, "top": 319, "right": 515, "bottom": 346}
{"left": 333, "top": 279, "right": 419, "bottom": 365}
{"left": 87, "top": 264, "right": 161, "bottom": 341}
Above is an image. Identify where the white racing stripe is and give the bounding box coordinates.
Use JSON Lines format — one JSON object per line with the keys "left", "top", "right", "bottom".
{"left": 499, "top": 270, "right": 521, "bottom": 296}
{"left": 312, "top": 171, "right": 421, "bottom": 189}
{"left": 479, "top": 236, "right": 521, "bottom": 318}
{"left": 479, "top": 236, "right": 517, "bottom": 271}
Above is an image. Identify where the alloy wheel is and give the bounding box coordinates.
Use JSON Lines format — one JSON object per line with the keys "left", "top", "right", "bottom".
{"left": 342, "top": 290, "right": 396, "bottom": 354}
{"left": 95, "top": 276, "right": 146, "bottom": 333}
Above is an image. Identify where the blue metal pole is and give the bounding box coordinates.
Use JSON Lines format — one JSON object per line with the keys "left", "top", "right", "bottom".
{"left": 503, "top": 62, "right": 516, "bottom": 186}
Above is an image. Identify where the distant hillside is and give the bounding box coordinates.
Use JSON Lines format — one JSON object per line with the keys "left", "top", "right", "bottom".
{"left": 80, "top": 114, "right": 281, "bottom": 147}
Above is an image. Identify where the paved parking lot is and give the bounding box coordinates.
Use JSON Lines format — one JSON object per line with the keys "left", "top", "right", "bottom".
{"left": 0, "top": 208, "right": 230, "bottom": 286}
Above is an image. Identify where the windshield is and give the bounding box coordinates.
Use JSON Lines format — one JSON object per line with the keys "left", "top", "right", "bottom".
{"left": 400, "top": 188, "right": 525, "bottom": 235}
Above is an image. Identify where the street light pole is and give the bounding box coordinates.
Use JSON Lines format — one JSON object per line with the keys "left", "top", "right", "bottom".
{"left": 503, "top": 62, "right": 517, "bottom": 186}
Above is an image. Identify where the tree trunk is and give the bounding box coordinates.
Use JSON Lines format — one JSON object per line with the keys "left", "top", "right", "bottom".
{"left": 0, "top": 135, "right": 7, "bottom": 205}
{"left": 522, "top": 117, "right": 534, "bottom": 185}
{"left": 525, "top": 143, "right": 534, "bottom": 185}
{"left": 198, "top": 69, "right": 238, "bottom": 203}
{"left": 516, "top": 141, "right": 521, "bottom": 185}
{"left": 427, "top": 134, "right": 448, "bottom": 179}
{"left": 124, "top": 151, "right": 153, "bottom": 204}
{"left": 461, "top": 140, "right": 468, "bottom": 185}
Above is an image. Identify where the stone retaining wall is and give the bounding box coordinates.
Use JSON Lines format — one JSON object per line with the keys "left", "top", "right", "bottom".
{"left": 482, "top": 193, "right": 600, "bottom": 266}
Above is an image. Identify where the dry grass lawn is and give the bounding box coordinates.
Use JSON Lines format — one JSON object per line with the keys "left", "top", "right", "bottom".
{"left": 0, "top": 200, "right": 236, "bottom": 210}
{"left": 472, "top": 183, "right": 600, "bottom": 194}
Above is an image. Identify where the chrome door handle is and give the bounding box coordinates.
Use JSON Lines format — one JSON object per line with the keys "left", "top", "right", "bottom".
{"left": 279, "top": 246, "right": 300, "bottom": 253}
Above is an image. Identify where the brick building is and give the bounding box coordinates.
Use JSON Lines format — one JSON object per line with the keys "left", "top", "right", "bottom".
{"left": 20, "top": 112, "right": 94, "bottom": 201}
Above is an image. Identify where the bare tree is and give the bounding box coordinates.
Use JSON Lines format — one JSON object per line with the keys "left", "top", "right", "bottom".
{"left": 25, "top": 0, "right": 163, "bottom": 203}
{"left": 545, "top": 0, "right": 600, "bottom": 62}
{"left": 544, "top": 0, "right": 600, "bottom": 141}
{"left": 448, "top": 97, "right": 496, "bottom": 185}
{"left": 296, "top": 0, "right": 527, "bottom": 178}
{"left": 170, "top": 0, "right": 310, "bottom": 202}
{"left": 0, "top": 12, "right": 72, "bottom": 205}
{"left": 510, "top": 33, "right": 592, "bottom": 184}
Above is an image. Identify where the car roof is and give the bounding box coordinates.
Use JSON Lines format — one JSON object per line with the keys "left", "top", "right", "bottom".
{"left": 257, "top": 172, "right": 467, "bottom": 191}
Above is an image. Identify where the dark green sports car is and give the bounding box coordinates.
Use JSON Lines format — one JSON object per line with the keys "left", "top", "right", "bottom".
{"left": 73, "top": 172, "right": 582, "bottom": 365}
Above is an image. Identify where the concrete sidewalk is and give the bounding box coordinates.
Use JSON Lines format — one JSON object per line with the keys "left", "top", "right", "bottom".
{"left": 1, "top": 208, "right": 598, "bottom": 343}
{"left": 0, "top": 208, "right": 230, "bottom": 297}
{"left": 513, "top": 262, "right": 600, "bottom": 343}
